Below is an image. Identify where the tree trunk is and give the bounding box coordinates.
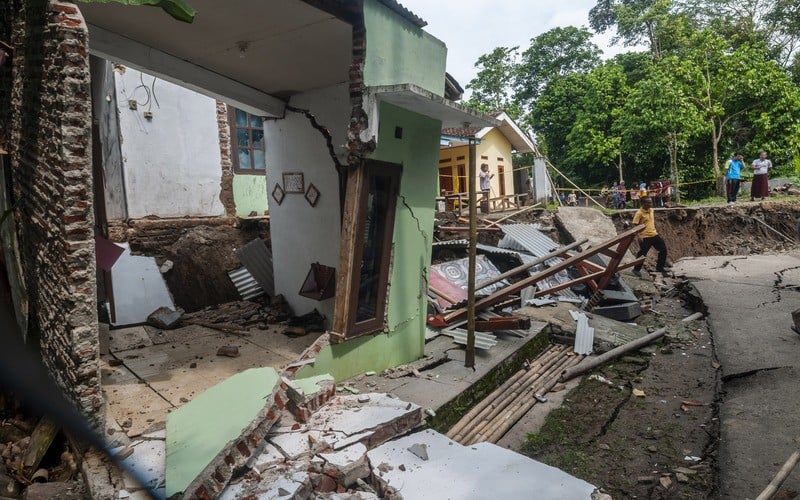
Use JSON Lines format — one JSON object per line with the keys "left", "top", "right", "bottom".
{"left": 668, "top": 136, "right": 681, "bottom": 203}
{"left": 711, "top": 127, "right": 725, "bottom": 196}
{"left": 618, "top": 151, "right": 623, "bottom": 183}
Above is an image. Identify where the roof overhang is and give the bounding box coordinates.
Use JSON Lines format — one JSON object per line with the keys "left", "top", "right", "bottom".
{"left": 475, "top": 111, "right": 536, "bottom": 153}
{"left": 369, "top": 84, "right": 498, "bottom": 129}
{"left": 80, "top": 0, "right": 353, "bottom": 117}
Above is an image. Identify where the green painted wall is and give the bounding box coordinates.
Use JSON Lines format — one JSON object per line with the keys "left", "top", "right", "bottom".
{"left": 296, "top": 102, "right": 440, "bottom": 381}
{"left": 362, "top": 0, "right": 447, "bottom": 95}
{"left": 233, "top": 174, "right": 268, "bottom": 216}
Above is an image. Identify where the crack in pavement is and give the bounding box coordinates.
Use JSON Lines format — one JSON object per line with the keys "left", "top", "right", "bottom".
{"left": 758, "top": 265, "right": 800, "bottom": 307}
{"left": 720, "top": 366, "right": 789, "bottom": 383}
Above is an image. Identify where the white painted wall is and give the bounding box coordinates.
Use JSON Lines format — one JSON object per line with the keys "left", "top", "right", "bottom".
{"left": 264, "top": 84, "right": 348, "bottom": 323}
{"left": 114, "top": 67, "right": 225, "bottom": 218}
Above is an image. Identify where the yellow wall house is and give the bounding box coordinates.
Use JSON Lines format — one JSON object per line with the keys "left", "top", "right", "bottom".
{"left": 439, "top": 111, "right": 535, "bottom": 201}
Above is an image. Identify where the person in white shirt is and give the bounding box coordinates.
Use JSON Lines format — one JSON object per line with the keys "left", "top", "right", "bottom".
{"left": 750, "top": 151, "right": 773, "bottom": 201}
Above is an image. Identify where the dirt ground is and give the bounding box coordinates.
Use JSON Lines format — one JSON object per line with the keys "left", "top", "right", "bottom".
{"left": 510, "top": 200, "right": 800, "bottom": 498}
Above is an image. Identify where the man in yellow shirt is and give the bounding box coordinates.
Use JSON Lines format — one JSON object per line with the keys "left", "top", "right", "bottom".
{"left": 632, "top": 197, "right": 668, "bottom": 277}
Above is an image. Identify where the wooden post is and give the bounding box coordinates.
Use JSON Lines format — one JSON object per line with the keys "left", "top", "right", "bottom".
{"left": 466, "top": 135, "right": 477, "bottom": 368}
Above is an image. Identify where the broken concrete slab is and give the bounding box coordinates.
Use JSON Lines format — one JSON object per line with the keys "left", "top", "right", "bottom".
{"left": 318, "top": 443, "right": 370, "bottom": 486}
{"left": 146, "top": 307, "right": 183, "bottom": 330}
{"left": 556, "top": 207, "right": 633, "bottom": 260}
{"left": 592, "top": 301, "right": 642, "bottom": 322}
{"left": 165, "top": 367, "right": 280, "bottom": 497}
{"left": 22, "top": 481, "right": 85, "bottom": 500}
{"left": 367, "top": 429, "right": 596, "bottom": 499}
{"left": 115, "top": 438, "right": 166, "bottom": 496}
{"left": 108, "top": 326, "right": 154, "bottom": 353}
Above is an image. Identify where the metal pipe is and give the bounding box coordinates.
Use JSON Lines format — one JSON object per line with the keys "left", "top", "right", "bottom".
{"left": 465, "top": 135, "right": 477, "bottom": 368}
{"left": 560, "top": 312, "right": 703, "bottom": 382}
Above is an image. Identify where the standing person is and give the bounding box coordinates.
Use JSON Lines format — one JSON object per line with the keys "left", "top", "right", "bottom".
{"left": 479, "top": 163, "right": 493, "bottom": 212}
{"left": 610, "top": 182, "right": 619, "bottom": 209}
{"left": 567, "top": 190, "right": 578, "bottom": 206}
{"left": 726, "top": 152, "right": 745, "bottom": 204}
{"left": 632, "top": 197, "right": 669, "bottom": 277}
{"left": 750, "top": 151, "right": 772, "bottom": 201}
{"left": 618, "top": 181, "right": 627, "bottom": 209}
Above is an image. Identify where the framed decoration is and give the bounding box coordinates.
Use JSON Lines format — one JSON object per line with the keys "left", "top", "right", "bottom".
{"left": 272, "top": 184, "right": 285, "bottom": 205}
{"left": 282, "top": 172, "right": 305, "bottom": 193}
{"left": 305, "top": 183, "right": 320, "bottom": 207}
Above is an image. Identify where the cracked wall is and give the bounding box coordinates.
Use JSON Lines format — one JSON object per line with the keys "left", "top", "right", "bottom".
{"left": 296, "top": 101, "right": 440, "bottom": 381}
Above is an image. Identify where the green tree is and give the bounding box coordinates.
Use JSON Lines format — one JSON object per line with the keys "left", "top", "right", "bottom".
{"left": 589, "top": 0, "right": 677, "bottom": 59}
{"left": 465, "top": 47, "right": 520, "bottom": 116}
{"left": 515, "top": 27, "right": 601, "bottom": 108}
{"left": 620, "top": 58, "right": 708, "bottom": 201}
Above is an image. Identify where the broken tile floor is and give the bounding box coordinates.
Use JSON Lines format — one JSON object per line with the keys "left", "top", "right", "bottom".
{"left": 102, "top": 323, "right": 319, "bottom": 438}
{"left": 101, "top": 312, "right": 619, "bottom": 499}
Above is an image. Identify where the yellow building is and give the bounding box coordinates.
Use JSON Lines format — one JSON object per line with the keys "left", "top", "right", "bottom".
{"left": 439, "top": 112, "right": 536, "bottom": 203}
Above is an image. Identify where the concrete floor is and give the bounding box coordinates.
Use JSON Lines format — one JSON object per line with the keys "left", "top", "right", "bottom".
{"left": 102, "top": 323, "right": 317, "bottom": 437}
{"left": 673, "top": 253, "right": 800, "bottom": 498}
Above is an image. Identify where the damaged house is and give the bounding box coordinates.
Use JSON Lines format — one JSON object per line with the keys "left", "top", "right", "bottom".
{"left": 1, "top": 0, "right": 497, "bottom": 437}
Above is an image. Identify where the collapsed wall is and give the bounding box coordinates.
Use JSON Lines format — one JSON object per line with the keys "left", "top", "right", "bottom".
{"left": 5, "top": 0, "right": 101, "bottom": 422}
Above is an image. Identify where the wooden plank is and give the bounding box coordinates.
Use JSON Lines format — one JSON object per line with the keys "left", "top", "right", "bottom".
{"left": 441, "top": 225, "right": 645, "bottom": 324}
{"left": 331, "top": 166, "right": 365, "bottom": 339}
{"left": 22, "top": 418, "right": 60, "bottom": 477}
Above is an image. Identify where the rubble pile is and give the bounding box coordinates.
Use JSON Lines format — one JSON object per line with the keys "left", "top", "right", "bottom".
{"left": 181, "top": 297, "right": 291, "bottom": 330}
{"left": 771, "top": 182, "right": 800, "bottom": 196}
{"left": 0, "top": 398, "right": 84, "bottom": 499}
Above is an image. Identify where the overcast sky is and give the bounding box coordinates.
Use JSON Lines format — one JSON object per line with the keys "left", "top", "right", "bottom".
{"left": 399, "top": 0, "right": 629, "bottom": 92}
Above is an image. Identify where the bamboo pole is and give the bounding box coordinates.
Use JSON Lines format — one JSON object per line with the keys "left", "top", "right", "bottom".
{"left": 474, "top": 239, "right": 588, "bottom": 291}
{"left": 546, "top": 159, "right": 605, "bottom": 209}
{"left": 456, "top": 346, "right": 567, "bottom": 444}
{"left": 465, "top": 136, "right": 477, "bottom": 368}
{"left": 467, "top": 351, "right": 577, "bottom": 445}
{"left": 482, "top": 203, "right": 541, "bottom": 228}
{"left": 446, "top": 344, "right": 563, "bottom": 440}
{"left": 755, "top": 450, "right": 800, "bottom": 500}
{"left": 428, "top": 286, "right": 459, "bottom": 306}
{"left": 483, "top": 354, "right": 584, "bottom": 444}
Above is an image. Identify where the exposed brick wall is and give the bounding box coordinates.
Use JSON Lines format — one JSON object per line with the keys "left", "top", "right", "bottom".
{"left": 216, "top": 101, "right": 236, "bottom": 217}
{"left": 6, "top": 0, "right": 101, "bottom": 422}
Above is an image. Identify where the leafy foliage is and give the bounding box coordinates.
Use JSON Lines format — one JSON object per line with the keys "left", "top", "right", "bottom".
{"left": 76, "top": 0, "right": 196, "bottom": 23}
{"left": 465, "top": 0, "right": 800, "bottom": 200}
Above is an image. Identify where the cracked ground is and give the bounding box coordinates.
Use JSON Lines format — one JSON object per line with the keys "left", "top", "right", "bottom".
{"left": 519, "top": 284, "right": 719, "bottom": 499}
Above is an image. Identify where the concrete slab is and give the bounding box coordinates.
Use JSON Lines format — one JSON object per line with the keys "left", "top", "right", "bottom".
{"left": 367, "top": 429, "right": 596, "bottom": 499}
{"left": 556, "top": 206, "right": 633, "bottom": 260}
{"left": 673, "top": 254, "right": 800, "bottom": 497}
{"left": 109, "top": 326, "right": 154, "bottom": 353}
{"left": 166, "top": 367, "right": 280, "bottom": 497}
{"left": 117, "top": 439, "right": 166, "bottom": 494}
{"left": 718, "top": 367, "right": 800, "bottom": 498}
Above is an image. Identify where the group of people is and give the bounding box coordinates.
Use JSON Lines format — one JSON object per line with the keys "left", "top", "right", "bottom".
{"left": 600, "top": 181, "right": 663, "bottom": 209}
{"left": 725, "top": 151, "right": 774, "bottom": 204}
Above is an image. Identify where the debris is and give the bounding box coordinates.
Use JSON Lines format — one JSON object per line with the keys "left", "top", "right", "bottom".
{"left": 108, "top": 358, "right": 124, "bottom": 367}
{"left": 755, "top": 450, "right": 800, "bottom": 500}
{"left": 659, "top": 476, "right": 673, "bottom": 489}
{"left": 588, "top": 374, "right": 615, "bottom": 386}
{"left": 425, "top": 408, "right": 436, "bottom": 418}
{"left": 216, "top": 346, "right": 240, "bottom": 358}
{"left": 341, "top": 385, "right": 360, "bottom": 394}
{"left": 146, "top": 306, "right": 183, "bottom": 330}
{"left": 22, "top": 418, "right": 60, "bottom": 478}
{"left": 282, "top": 326, "right": 307, "bottom": 337}
{"left": 113, "top": 445, "right": 134, "bottom": 460}
{"left": 383, "top": 352, "right": 449, "bottom": 379}
{"left": 159, "top": 259, "right": 174, "bottom": 274}
{"left": 407, "top": 443, "right": 429, "bottom": 461}
{"left": 676, "top": 472, "right": 690, "bottom": 483}
{"left": 377, "top": 462, "right": 393, "bottom": 473}
{"left": 365, "top": 371, "right": 376, "bottom": 376}
{"left": 598, "top": 443, "right": 611, "bottom": 451}
{"left": 534, "top": 394, "right": 548, "bottom": 403}
{"left": 638, "top": 476, "right": 656, "bottom": 484}
{"left": 632, "top": 388, "right": 646, "bottom": 397}
{"left": 684, "top": 455, "right": 702, "bottom": 462}
{"left": 235, "top": 238, "right": 275, "bottom": 296}
{"left": 357, "top": 394, "right": 371, "bottom": 403}
{"left": 682, "top": 400, "right": 704, "bottom": 407}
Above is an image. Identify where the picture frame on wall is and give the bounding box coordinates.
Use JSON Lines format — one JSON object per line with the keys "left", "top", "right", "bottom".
{"left": 305, "top": 183, "right": 320, "bottom": 207}
{"left": 282, "top": 172, "right": 305, "bottom": 194}
{"left": 272, "top": 183, "right": 285, "bottom": 205}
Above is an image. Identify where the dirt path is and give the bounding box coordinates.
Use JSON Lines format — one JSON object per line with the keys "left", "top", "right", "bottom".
{"left": 518, "top": 280, "right": 720, "bottom": 498}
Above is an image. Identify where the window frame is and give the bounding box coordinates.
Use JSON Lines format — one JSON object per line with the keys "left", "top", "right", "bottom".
{"left": 228, "top": 107, "right": 266, "bottom": 175}
{"left": 333, "top": 160, "right": 402, "bottom": 339}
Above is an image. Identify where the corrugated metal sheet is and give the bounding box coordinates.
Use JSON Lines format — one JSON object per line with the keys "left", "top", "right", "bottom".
{"left": 228, "top": 267, "right": 264, "bottom": 300}
{"left": 235, "top": 239, "right": 274, "bottom": 297}
{"left": 443, "top": 329, "right": 498, "bottom": 350}
{"left": 499, "top": 224, "right": 562, "bottom": 267}
{"left": 574, "top": 312, "right": 594, "bottom": 355}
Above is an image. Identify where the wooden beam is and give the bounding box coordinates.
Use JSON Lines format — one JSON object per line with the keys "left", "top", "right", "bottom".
{"left": 533, "top": 257, "right": 644, "bottom": 296}
{"left": 87, "top": 24, "right": 286, "bottom": 117}
{"left": 442, "top": 225, "right": 645, "bottom": 324}
{"left": 475, "top": 317, "right": 531, "bottom": 331}
{"left": 331, "top": 167, "right": 365, "bottom": 340}
{"left": 474, "top": 238, "right": 588, "bottom": 290}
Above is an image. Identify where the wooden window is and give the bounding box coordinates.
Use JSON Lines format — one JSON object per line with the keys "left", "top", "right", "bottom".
{"left": 480, "top": 155, "right": 489, "bottom": 160}
{"left": 456, "top": 155, "right": 465, "bottom": 161}
{"left": 439, "top": 157, "right": 452, "bottom": 164}
{"left": 457, "top": 164, "right": 466, "bottom": 193}
{"left": 336, "top": 160, "right": 402, "bottom": 337}
{"left": 229, "top": 107, "right": 266, "bottom": 174}
{"left": 497, "top": 157, "right": 504, "bottom": 162}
